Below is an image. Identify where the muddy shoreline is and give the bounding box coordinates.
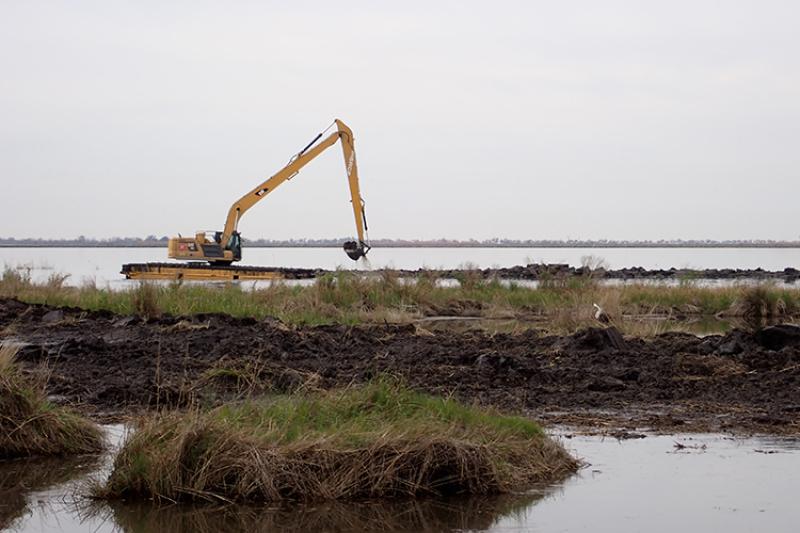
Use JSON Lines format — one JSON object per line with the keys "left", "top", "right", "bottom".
{"left": 2, "top": 298, "right": 799, "bottom": 435}
{"left": 411, "top": 263, "right": 800, "bottom": 282}
{"left": 126, "top": 263, "right": 800, "bottom": 282}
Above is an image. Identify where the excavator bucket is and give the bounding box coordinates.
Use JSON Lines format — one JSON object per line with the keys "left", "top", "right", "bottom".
{"left": 343, "top": 241, "right": 368, "bottom": 261}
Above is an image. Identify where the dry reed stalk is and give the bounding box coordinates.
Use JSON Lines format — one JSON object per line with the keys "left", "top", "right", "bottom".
{"left": 0, "top": 343, "right": 104, "bottom": 458}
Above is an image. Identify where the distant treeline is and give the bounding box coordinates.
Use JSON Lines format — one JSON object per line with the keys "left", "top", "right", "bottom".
{"left": 2, "top": 237, "right": 800, "bottom": 248}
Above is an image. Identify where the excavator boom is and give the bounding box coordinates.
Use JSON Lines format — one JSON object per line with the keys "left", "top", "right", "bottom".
{"left": 166, "top": 119, "right": 370, "bottom": 265}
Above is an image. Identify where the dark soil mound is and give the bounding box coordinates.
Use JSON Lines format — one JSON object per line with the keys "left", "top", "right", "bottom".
{"left": 2, "top": 298, "right": 799, "bottom": 434}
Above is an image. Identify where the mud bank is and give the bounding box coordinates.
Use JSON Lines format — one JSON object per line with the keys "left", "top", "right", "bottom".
{"left": 127, "top": 263, "right": 800, "bottom": 282}
{"left": 393, "top": 264, "right": 800, "bottom": 282}
{"left": 2, "top": 298, "right": 799, "bottom": 434}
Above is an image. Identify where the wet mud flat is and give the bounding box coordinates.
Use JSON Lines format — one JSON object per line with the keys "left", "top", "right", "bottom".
{"left": 2, "top": 298, "right": 799, "bottom": 434}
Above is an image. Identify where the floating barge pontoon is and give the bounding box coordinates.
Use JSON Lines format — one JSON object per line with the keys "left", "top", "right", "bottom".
{"left": 121, "top": 263, "right": 319, "bottom": 281}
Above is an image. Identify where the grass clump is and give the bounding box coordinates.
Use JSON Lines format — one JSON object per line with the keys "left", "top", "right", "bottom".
{"left": 96, "top": 379, "right": 578, "bottom": 503}
{"left": 5, "top": 266, "right": 798, "bottom": 334}
{"left": 132, "top": 282, "right": 161, "bottom": 319}
{"left": 734, "top": 285, "right": 789, "bottom": 319}
{"left": 0, "top": 343, "right": 105, "bottom": 458}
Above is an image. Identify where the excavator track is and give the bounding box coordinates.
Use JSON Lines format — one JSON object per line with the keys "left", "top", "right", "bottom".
{"left": 121, "top": 263, "right": 320, "bottom": 281}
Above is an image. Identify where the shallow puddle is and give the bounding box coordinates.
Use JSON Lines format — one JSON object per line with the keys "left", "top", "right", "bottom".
{"left": 1, "top": 430, "right": 797, "bottom": 532}
{"left": 506, "top": 433, "right": 799, "bottom": 532}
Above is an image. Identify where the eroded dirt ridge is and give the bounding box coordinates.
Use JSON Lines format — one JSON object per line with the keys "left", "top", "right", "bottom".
{"left": 2, "top": 298, "right": 799, "bottom": 433}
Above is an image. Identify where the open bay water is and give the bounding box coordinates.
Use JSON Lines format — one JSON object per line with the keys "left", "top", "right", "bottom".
{"left": 1, "top": 247, "right": 799, "bottom": 287}
{"left": 2, "top": 430, "right": 797, "bottom": 532}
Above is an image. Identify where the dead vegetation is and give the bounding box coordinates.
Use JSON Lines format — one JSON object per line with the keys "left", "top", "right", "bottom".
{"left": 675, "top": 353, "right": 748, "bottom": 378}
{"left": 131, "top": 282, "right": 161, "bottom": 320}
{"left": 196, "top": 360, "right": 322, "bottom": 399}
{"left": 0, "top": 343, "right": 105, "bottom": 458}
{"left": 727, "top": 285, "right": 790, "bottom": 322}
{"left": 2, "top": 266, "right": 799, "bottom": 336}
{"left": 94, "top": 380, "right": 579, "bottom": 503}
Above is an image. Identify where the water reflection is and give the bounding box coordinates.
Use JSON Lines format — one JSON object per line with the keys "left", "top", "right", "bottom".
{"left": 0, "top": 454, "right": 100, "bottom": 531}
{"left": 4, "top": 432, "right": 800, "bottom": 533}
{"left": 102, "top": 494, "right": 545, "bottom": 533}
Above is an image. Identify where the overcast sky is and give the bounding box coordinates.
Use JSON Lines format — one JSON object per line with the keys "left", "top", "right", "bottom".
{"left": 1, "top": 1, "right": 798, "bottom": 241}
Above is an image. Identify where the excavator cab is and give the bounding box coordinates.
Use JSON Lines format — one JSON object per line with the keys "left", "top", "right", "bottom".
{"left": 168, "top": 231, "right": 241, "bottom": 265}
{"left": 226, "top": 232, "right": 242, "bottom": 261}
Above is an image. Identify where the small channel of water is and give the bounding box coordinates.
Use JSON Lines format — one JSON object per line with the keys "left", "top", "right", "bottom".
{"left": 1, "top": 428, "right": 797, "bottom": 532}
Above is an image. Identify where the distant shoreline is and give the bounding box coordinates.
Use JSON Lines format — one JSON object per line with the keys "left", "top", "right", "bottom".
{"left": 2, "top": 243, "right": 800, "bottom": 249}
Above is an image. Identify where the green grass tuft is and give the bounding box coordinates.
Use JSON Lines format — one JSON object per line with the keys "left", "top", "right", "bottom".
{"left": 0, "top": 343, "right": 105, "bottom": 458}
{"left": 95, "top": 379, "right": 577, "bottom": 503}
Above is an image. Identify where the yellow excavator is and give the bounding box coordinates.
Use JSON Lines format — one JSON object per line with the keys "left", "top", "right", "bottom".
{"left": 166, "top": 119, "right": 370, "bottom": 266}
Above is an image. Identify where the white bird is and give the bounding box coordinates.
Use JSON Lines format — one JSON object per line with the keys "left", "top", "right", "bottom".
{"left": 593, "top": 303, "right": 610, "bottom": 323}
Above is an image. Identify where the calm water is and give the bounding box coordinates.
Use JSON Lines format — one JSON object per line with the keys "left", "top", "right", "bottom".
{"left": 1, "top": 247, "right": 799, "bottom": 287}
{"left": 2, "top": 430, "right": 797, "bottom": 532}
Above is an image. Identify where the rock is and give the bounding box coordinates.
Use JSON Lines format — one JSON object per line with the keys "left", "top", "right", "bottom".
{"left": 46, "top": 394, "right": 69, "bottom": 405}
{"left": 572, "top": 327, "right": 627, "bottom": 351}
{"left": 112, "top": 316, "right": 139, "bottom": 328}
{"left": 756, "top": 325, "right": 800, "bottom": 350}
{"left": 41, "top": 310, "right": 64, "bottom": 323}
{"left": 717, "top": 340, "right": 743, "bottom": 356}
{"left": 697, "top": 339, "right": 717, "bottom": 355}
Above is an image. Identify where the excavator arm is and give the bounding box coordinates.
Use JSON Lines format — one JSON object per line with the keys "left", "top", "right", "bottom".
{"left": 220, "top": 119, "right": 369, "bottom": 260}
{"left": 168, "top": 119, "right": 370, "bottom": 264}
{"left": 336, "top": 121, "right": 370, "bottom": 260}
